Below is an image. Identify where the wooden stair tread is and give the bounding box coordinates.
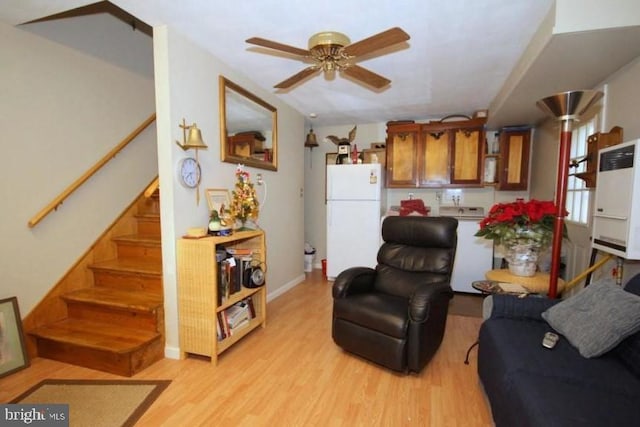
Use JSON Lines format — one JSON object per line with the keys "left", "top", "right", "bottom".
{"left": 90, "top": 258, "right": 162, "bottom": 275}
{"left": 136, "top": 213, "right": 160, "bottom": 220}
{"left": 63, "top": 287, "right": 162, "bottom": 312}
{"left": 113, "top": 234, "right": 161, "bottom": 245}
{"left": 31, "top": 319, "right": 160, "bottom": 353}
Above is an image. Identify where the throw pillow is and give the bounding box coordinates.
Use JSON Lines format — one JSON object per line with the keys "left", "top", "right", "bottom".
{"left": 542, "top": 281, "right": 640, "bottom": 358}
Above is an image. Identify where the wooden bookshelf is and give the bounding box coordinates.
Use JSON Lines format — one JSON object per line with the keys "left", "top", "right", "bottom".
{"left": 176, "top": 230, "right": 266, "bottom": 365}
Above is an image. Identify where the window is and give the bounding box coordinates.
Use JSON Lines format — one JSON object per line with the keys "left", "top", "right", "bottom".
{"left": 567, "top": 117, "right": 597, "bottom": 225}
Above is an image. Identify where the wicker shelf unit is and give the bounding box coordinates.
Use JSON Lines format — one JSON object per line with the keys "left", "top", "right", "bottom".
{"left": 177, "top": 230, "right": 266, "bottom": 365}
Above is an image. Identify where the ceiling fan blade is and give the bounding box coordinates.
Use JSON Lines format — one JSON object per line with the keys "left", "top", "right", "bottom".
{"left": 246, "top": 37, "right": 310, "bottom": 57}
{"left": 274, "top": 67, "right": 320, "bottom": 89}
{"left": 342, "top": 65, "right": 391, "bottom": 89}
{"left": 342, "top": 27, "right": 410, "bottom": 57}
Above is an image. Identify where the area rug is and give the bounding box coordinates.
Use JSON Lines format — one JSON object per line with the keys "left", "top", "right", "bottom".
{"left": 10, "top": 379, "right": 170, "bottom": 427}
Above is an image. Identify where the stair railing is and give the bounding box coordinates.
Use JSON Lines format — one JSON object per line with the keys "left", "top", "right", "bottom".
{"left": 28, "top": 113, "right": 156, "bottom": 228}
{"left": 144, "top": 176, "right": 159, "bottom": 198}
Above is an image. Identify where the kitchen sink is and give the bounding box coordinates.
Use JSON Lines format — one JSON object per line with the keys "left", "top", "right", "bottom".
{"left": 438, "top": 206, "right": 485, "bottom": 219}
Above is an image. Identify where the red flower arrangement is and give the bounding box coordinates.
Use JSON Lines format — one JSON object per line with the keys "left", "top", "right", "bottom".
{"left": 475, "top": 199, "right": 567, "bottom": 247}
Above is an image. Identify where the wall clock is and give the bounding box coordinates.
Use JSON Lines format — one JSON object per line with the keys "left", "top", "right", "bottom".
{"left": 178, "top": 157, "right": 201, "bottom": 188}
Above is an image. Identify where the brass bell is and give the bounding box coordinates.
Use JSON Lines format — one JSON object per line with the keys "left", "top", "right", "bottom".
{"left": 184, "top": 124, "right": 207, "bottom": 149}
{"left": 304, "top": 128, "right": 318, "bottom": 148}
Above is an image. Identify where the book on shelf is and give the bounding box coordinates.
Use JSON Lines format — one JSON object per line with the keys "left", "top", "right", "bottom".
{"left": 216, "top": 298, "right": 257, "bottom": 339}
{"left": 216, "top": 312, "right": 227, "bottom": 340}
{"left": 227, "top": 248, "right": 253, "bottom": 256}
{"left": 230, "top": 318, "right": 250, "bottom": 334}
{"left": 225, "top": 302, "right": 250, "bottom": 328}
{"left": 246, "top": 296, "right": 256, "bottom": 318}
{"left": 218, "top": 257, "right": 239, "bottom": 304}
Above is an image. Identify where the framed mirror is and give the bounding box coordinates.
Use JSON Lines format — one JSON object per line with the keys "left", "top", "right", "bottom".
{"left": 219, "top": 76, "right": 278, "bottom": 171}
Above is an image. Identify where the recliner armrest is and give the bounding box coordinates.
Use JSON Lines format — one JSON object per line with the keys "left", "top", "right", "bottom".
{"left": 332, "top": 267, "right": 376, "bottom": 298}
{"left": 487, "top": 294, "right": 559, "bottom": 321}
{"left": 409, "top": 281, "right": 453, "bottom": 322}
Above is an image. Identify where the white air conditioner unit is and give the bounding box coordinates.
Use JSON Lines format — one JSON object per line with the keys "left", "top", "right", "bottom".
{"left": 592, "top": 139, "right": 640, "bottom": 259}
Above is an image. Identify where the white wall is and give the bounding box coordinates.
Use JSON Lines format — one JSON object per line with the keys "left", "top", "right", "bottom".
{"left": 153, "top": 26, "right": 306, "bottom": 357}
{"left": 0, "top": 17, "right": 156, "bottom": 314}
{"left": 604, "top": 57, "right": 640, "bottom": 140}
{"left": 555, "top": 0, "right": 640, "bottom": 33}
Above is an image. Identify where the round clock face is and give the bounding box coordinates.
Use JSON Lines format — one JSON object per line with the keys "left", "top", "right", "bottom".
{"left": 179, "top": 157, "right": 201, "bottom": 188}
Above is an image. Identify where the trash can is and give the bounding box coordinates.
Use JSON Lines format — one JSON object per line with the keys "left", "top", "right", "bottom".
{"left": 304, "top": 242, "right": 316, "bottom": 273}
{"left": 304, "top": 254, "right": 314, "bottom": 272}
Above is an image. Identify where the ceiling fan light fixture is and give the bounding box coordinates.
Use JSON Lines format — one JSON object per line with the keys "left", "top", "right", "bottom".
{"left": 308, "top": 31, "right": 350, "bottom": 49}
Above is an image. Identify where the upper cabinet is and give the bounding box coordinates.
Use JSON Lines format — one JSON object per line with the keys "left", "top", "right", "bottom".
{"left": 496, "top": 128, "right": 531, "bottom": 191}
{"left": 386, "top": 117, "right": 486, "bottom": 188}
{"left": 386, "top": 123, "right": 421, "bottom": 187}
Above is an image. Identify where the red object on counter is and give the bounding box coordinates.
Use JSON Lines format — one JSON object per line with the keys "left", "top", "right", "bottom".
{"left": 399, "top": 199, "right": 430, "bottom": 216}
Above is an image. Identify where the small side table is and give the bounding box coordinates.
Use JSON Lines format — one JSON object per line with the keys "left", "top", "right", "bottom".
{"left": 472, "top": 280, "right": 513, "bottom": 295}
{"left": 485, "top": 269, "right": 566, "bottom": 295}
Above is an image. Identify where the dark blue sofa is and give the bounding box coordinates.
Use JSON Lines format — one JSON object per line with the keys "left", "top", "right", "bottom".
{"left": 478, "top": 275, "right": 640, "bottom": 427}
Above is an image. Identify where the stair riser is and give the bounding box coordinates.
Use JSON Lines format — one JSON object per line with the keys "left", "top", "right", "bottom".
{"left": 34, "top": 336, "right": 164, "bottom": 377}
{"left": 92, "top": 270, "right": 162, "bottom": 294}
{"left": 137, "top": 220, "right": 161, "bottom": 236}
{"left": 66, "top": 302, "right": 161, "bottom": 332}
{"left": 116, "top": 243, "right": 162, "bottom": 260}
{"left": 140, "top": 198, "right": 160, "bottom": 215}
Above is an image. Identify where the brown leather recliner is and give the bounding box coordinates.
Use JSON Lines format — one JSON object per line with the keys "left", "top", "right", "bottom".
{"left": 332, "top": 216, "right": 458, "bottom": 373}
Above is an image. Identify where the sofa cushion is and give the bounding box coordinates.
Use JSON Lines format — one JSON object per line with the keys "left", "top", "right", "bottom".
{"left": 542, "top": 281, "right": 640, "bottom": 358}
{"left": 504, "top": 370, "right": 640, "bottom": 427}
{"left": 479, "top": 318, "right": 640, "bottom": 396}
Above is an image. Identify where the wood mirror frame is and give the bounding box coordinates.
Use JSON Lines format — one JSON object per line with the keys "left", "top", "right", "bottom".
{"left": 219, "top": 76, "right": 278, "bottom": 171}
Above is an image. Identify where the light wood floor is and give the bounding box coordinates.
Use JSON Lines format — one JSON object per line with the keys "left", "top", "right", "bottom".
{"left": 1, "top": 270, "right": 492, "bottom": 426}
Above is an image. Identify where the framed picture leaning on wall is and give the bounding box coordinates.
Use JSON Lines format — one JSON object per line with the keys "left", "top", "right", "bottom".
{"left": 205, "top": 188, "right": 231, "bottom": 214}
{"left": 0, "top": 297, "right": 29, "bottom": 378}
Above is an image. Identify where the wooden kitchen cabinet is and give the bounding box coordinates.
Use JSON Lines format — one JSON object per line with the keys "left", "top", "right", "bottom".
{"left": 419, "top": 126, "right": 450, "bottom": 186}
{"left": 386, "top": 123, "right": 420, "bottom": 187}
{"left": 497, "top": 128, "right": 531, "bottom": 191}
{"left": 451, "top": 126, "right": 483, "bottom": 185}
{"left": 386, "top": 117, "right": 486, "bottom": 188}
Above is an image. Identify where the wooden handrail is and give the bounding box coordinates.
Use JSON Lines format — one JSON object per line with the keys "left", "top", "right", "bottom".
{"left": 563, "top": 253, "right": 614, "bottom": 292}
{"left": 144, "top": 176, "right": 159, "bottom": 198}
{"left": 28, "top": 113, "right": 156, "bottom": 228}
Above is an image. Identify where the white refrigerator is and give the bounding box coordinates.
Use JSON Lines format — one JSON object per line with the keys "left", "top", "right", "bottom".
{"left": 326, "top": 164, "right": 383, "bottom": 280}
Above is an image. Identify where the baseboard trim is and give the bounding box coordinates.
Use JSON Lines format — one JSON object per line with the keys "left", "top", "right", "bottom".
{"left": 267, "top": 274, "right": 305, "bottom": 302}
{"left": 164, "top": 345, "right": 181, "bottom": 360}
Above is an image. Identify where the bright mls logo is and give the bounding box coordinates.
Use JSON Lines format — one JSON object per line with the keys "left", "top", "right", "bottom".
{"left": 1, "top": 404, "right": 68, "bottom": 426}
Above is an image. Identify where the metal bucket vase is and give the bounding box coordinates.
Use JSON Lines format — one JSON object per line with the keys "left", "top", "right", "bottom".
{"left": 505, "top": 242, "right": 540, "bottom": 277}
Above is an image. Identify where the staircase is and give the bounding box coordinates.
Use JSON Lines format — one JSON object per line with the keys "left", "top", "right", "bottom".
{"left": 29, "top": 192, "right": 164, "bottom": 377}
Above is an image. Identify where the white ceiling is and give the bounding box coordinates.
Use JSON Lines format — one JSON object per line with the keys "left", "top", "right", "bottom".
{"left": 3, "top": 0, "right": 636, "bottom": 129}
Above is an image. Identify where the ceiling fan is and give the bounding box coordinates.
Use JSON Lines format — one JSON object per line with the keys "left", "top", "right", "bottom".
{"left": 246, "top": 27, "right": 410, "bottom": 90}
